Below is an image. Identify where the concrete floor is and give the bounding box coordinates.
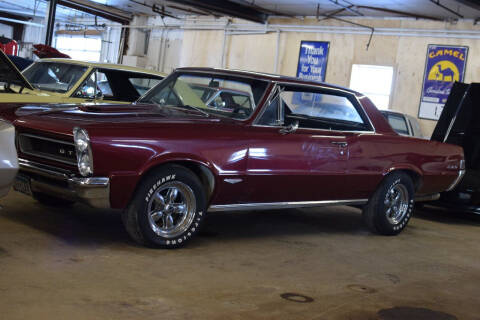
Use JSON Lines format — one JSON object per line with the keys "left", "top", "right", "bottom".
{"left": 0, "top": 191, "right": 479, "bottom": 320}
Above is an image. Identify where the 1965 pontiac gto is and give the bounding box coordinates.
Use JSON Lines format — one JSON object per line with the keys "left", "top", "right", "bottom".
{"left": 7, "top": 68, "right": 464, "bottom": 248}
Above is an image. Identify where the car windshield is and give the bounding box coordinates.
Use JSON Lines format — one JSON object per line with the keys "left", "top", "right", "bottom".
{"left": 23, "top": 62, "right": 88, "bottom": 93}
{"left": 140, "top": 72, "right": 269, "bottom": 120}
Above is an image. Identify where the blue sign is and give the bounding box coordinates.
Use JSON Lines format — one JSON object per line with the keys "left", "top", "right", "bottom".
{"left": 418, "top": 44, "right": 468, "bottom": 120}
{"left": 296, "top": 41, "right": 330, "bottom": 82}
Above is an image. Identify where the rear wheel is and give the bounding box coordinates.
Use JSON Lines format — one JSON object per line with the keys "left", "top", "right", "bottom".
{"left": 122, "top": 165, "right": 207, "bottom": 248}
{"left": 362, "top": 172, "right": 415, "bottom": 235}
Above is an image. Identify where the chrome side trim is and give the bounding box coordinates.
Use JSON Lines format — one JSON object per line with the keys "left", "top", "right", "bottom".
{"left": 446, "top": 169, "right": 466, "bottom": 192}
{"left": 208, "top": 199, "right": 368, "bottom": 212}
{"left": 415, "top": 193, "right": 440, "bottom": 202}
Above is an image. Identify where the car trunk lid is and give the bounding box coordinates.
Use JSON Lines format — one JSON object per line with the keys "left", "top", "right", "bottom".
{"left": 431, "top": 82, "right": 480, "bottom": 199}
{"left": 431, "top": 82, "right": 480, "bottom": 170}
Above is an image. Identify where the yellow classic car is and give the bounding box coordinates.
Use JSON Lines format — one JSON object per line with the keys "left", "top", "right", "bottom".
{"left": 0, "top": 50, "right": 166, "bottom": 104}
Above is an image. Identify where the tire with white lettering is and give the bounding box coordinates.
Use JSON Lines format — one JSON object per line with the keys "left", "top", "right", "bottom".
{"left": 362, "top": 172, "right": 414, "bottom": 235}
{"left": 122, "top": 164, "right": 207, "bottom": 248}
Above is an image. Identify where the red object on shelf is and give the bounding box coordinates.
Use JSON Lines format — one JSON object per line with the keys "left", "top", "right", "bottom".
{"left": 32, "top": 44, "right": 71, "bottom": 59}
{"left": 0, "top": 38, "right": 19, "bottom": 56}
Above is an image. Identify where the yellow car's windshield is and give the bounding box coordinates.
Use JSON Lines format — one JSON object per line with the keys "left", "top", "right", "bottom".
{"left": 23, "top": 62, "right": 88, "bottom": 93}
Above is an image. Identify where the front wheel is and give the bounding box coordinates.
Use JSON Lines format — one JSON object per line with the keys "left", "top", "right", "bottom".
{"left": 122, "top": 165, "right": 207, "bottom": 248}
{"left": 362, "top": 172, "right": 415, "bottom": 235}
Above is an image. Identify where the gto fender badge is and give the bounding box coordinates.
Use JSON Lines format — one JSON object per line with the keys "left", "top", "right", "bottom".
{"left": 224, "top": 178, "right": 243, "bottom": 184}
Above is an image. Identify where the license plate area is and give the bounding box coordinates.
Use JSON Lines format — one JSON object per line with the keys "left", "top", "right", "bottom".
{"left": 13, "top": 174, "right": 33, "bottom": 196}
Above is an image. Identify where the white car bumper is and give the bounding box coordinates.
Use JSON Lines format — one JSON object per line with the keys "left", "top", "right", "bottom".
{"left": 0, "top": 120, "right": 18, "bottom": 198}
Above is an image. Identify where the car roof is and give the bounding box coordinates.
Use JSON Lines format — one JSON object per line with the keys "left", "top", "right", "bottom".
{"left": 35, "top": 58, "right": 167, "bottom": 77}
{"left": 381, "top": 110, "right": 406, "bottom": 117}
{"left": 175, "top": 67, "right": 360, "bottom": 95}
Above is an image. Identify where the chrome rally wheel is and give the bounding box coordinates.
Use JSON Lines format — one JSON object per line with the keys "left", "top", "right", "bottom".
{"left": 363, "top": 172, "right": 415, "bottom": 235}
{"left": 384, "top": 183, "right": 409, "bottom": 225}
{"left": 122, "top": 164, "right": 207, "bottom": 248}
{"left": 147, "top": 182, "right": 196, "bottom": 239}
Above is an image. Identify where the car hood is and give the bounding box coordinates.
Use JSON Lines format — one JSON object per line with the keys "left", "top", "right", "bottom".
{"left": 0, "top": 50, "right": 34, "bottom": 91}
{"left": 13, "top": 103, "right": 238, "bottom": 135}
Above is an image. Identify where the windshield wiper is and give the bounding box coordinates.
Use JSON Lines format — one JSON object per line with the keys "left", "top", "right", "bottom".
{"left": 181, "top": 104, "right": 210, "bottom": 117}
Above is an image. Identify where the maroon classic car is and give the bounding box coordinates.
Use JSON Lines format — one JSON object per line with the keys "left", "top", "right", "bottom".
{"left": 7, "top": 68, "right": 464, "bottom": 248}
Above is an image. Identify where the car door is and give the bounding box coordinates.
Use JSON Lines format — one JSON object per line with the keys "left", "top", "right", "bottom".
{"left": 245, "top": 85, "right": 372, "bottom": 203}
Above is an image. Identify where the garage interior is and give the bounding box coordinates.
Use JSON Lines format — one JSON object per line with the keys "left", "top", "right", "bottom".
{"left": 1, "top": 0, "right": 480, "bottom": 319}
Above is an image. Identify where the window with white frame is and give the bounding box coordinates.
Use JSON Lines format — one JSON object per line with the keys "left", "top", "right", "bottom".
{"left": 349, "top": 64, "right": 394, "bottom": 110}
{"left": 54, "top": 35, "right": 102, "bottom": 62}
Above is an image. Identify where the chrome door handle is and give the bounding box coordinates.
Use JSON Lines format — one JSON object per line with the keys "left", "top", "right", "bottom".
{"left": 279, "top": 120, "right": 299, "bottom": 135}
{"left": 331, "top": 141, "right": 348, "bottom": 147}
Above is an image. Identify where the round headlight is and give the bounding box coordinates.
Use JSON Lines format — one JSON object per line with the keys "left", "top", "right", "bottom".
{"left": 75, "top": 132, "right": 89, "bottom": 153}
{"left": 73, "top": 127, "right": 94, "bottom": 177}
{"left": 78, "top": 153, "right": 93, "bottom": 176}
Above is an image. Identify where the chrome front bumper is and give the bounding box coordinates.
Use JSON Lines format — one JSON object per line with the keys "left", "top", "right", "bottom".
{"left": 17, "top": 159, "right": 110, "bottom": 208}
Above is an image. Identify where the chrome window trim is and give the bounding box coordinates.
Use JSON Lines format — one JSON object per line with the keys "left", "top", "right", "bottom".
{"left": 252, "top": 82, "right": 279, "bottom": 125}
{"left": 406, "top": 116, "right": 414, "bottom": 137}
{"left": 253, "top": 81, "right": 376, "bottom": 133}
{"left": 208, "top": 199, "right": 368, "bottom": 212}
{"left": 251, "top": 123, "right": 375, "bottom": 134}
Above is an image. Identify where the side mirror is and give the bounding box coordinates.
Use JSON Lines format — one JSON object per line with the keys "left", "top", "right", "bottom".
{"left": 95, "top": 89, "right": 104, "bottom": 100}
{"left": 279, "top": 120, "right": 299, "bottom": 135}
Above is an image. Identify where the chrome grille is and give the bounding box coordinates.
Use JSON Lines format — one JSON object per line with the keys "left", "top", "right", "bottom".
{"left": 18, "top": 133, "right": 77, "bottom": 165}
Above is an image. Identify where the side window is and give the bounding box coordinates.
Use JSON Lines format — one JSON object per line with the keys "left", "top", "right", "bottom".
{"left": 150, "top": 82, "right": 182, "bottom": 106}
{"left": 281, "top": 91, "right": 364, "bottom": 124}
{"left": 209, "top": 94, "right": 226, "bottom": 109}
{"left": 232, "top": 94, "right": 252, "bottom": 109}
{"left": 257, "top": 86, "right": 368, "bottom": 131}
{"left": 386, "top": 114, "right": 409, "bottom": 135}
{"left": 257, "top": 94, "right": 281, "bottom": 126}
{"left": 96, "top": 71, "right": 113, "bottom": 97}
{"left": 129, "top": 77, "right": 162, "bottom": 96}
